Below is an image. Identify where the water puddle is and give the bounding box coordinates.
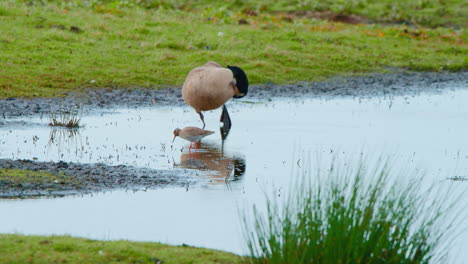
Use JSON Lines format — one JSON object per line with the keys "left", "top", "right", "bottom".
{"left": 1, "top": 86, "right": 468, "bottom": 261}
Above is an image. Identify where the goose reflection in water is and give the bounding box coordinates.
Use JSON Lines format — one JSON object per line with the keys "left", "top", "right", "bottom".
{"left": 174, "top": 142, "right": 246, "bottom": 185}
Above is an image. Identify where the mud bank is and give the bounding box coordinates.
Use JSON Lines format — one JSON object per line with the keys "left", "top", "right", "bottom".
{"left": 0, "top": 159, "right": 197, "bottom": 198}
{"left": 1, "top": 71, "right": 466, "bottom": 118}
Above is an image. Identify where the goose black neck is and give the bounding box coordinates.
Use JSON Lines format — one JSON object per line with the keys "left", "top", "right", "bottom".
{"left": 227, "top": 65, "right": 249, "bottom": 98}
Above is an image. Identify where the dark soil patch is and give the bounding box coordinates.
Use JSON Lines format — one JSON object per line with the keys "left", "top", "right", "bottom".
{"left": 272, "top": 10, "right": 371, "bottom": 25}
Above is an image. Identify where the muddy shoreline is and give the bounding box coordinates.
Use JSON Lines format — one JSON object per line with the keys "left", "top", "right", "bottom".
{"left": 0, "top": 159, "right": 197, "bottom": 198}
{"left": 1, "top": 71, "right": 466, "bottom": 119}
{"left": 0, "top": 71, "right": 467, "bottom": 198}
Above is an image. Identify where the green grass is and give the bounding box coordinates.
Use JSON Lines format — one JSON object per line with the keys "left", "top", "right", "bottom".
{"left": 27, "top": 0, "right": 468, "bottom": 28}
{"left": 243, "top": 160, "right": 462, "bottom": 263}
{"left": 0, "top": 168, "right": 76, "bottom": 186}
{"left": 0, "top": 234, "right": 243, "bottom": 264}
{"left": 0, "top": 0, "right": 466, "bottom": 98}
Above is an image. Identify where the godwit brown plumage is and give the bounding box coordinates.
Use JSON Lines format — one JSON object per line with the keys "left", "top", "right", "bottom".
{"left": 172, "top": 127, "right": 215, "bottom": 150}
{"left": 182, "top": 61, "right": 249, "bottom": 131}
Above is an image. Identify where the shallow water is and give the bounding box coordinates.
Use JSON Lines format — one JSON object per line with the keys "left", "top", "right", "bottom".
{"left": 1, "top": 86, "right": 468, "bottom": 261}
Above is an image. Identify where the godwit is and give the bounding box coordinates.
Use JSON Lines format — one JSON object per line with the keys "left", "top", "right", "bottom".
{"left": 172, "top": 127, "right": 215, "bottom": 150}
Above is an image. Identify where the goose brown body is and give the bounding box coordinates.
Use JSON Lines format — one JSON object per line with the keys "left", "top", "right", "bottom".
{"left": 182, "top": 61, "right": 241, "bottom": 112}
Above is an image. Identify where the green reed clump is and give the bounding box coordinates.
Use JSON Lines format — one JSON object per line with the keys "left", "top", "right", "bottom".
{"left": 243, "top": 160, "right": 462, "bottom": 264}
{"left": 48, "top": 110, "right": 82, "bottom": 128}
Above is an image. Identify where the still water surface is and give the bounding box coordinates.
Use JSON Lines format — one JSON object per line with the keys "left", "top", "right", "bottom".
{"left": 1, "top": 86, "right": 467, "bottom": 261}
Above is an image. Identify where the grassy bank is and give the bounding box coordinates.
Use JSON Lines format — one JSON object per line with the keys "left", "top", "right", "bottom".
{"left": 20, "top": 0, "right": 468, "bottom": 28}
{"left": 0, "top": 0, "right": 466, "bottom": 98}
{"left": 0, "top": 234, "right": 243, "bottom": 264}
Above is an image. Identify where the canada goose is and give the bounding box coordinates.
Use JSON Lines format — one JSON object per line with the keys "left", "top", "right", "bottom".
{"left": 182, "top": 61, "right": 249, "bottom": 130}
{"left": 172, "top": 127, "right": 215, "bottom": 150}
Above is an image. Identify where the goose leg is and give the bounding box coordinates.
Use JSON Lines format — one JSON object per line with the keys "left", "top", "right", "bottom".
{"left": 220, "top": 105, "right": 232, "bottom": 130}
{"left": 220, "top": 104, "right": 232, "bottom": 141}
{"left": 197, "top": 112, "right": 206, "bottom": 129}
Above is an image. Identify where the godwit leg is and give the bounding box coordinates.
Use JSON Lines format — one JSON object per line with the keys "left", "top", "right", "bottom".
{"left": 194, "top": 141, "right": 201, "bottom": 149}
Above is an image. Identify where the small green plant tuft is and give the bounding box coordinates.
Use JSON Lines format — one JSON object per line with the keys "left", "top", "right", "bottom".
{"left": 243, "top": 159, "right": 463, "bottom": 264}
{"left": 48, "top": 110, "right": 83, "bottom": 128}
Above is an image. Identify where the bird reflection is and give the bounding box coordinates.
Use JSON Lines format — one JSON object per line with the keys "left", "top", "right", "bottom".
{"left": 174, "top": 142, "right": 246, "bottom": 185}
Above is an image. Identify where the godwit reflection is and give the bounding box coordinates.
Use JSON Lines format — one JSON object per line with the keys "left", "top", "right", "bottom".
{"left": 175, "top": 142, "right": 246, "bottom": 185}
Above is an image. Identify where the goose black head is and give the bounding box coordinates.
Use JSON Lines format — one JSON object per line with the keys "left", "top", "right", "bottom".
{"left": 227, "top": 65, "right": 249, "bottom": 99}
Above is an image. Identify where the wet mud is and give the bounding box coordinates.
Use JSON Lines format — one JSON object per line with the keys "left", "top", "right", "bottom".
{"left": 1, "top": 71, "right": 466, "bottom": 118}
{"left": 0, "top": 70, "right": 466, "bottom": 198}
{"left": 0, "top": 159, "right": 197, "bottom": 198}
